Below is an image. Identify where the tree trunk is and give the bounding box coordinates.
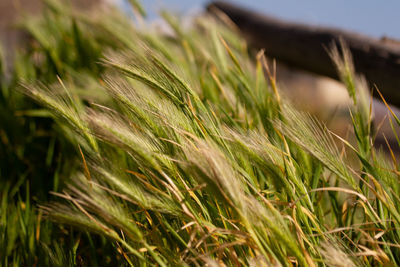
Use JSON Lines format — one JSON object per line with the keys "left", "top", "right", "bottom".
{"left": 207, "top": 1, "right": 400, "bottom": 107}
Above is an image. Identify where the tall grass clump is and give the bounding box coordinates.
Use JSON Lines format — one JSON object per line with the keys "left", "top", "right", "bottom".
{"left": 1, "top": 1, "right": 142, "bottom": 265}
{"left": 2, "top": 0, "right": 400, "bottom": 265}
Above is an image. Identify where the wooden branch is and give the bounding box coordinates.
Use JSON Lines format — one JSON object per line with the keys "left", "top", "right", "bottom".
{"left": 207, "top": 1, "right": 400, "bottom": 107}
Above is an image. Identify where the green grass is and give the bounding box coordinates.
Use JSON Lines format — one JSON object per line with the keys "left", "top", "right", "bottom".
{"left": 2, "top": 0, "right": 400, "bottom": 265}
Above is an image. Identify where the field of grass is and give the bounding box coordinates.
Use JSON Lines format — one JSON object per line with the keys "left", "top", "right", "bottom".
{"left": 1, "top": 0, "right": 400, "bottom": 266}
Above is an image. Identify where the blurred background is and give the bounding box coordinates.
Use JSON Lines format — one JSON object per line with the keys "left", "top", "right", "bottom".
{"left": 3, "top": 0, "right": 400, "bottom": 48}
{"left": 3, "top": 0, "right": 400, "bottom": 52}
{"left": 137, "top": 0, "right": 400, "bottom": 38}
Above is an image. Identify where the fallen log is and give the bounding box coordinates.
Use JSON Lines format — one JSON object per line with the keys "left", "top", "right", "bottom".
{"left": 207, "top": 1, "right": 400, "bottom": 107}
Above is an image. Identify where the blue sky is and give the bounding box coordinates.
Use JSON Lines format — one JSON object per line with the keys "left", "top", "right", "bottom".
{"left": 136, "top": 0, "right": 400, "bottom": 39}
